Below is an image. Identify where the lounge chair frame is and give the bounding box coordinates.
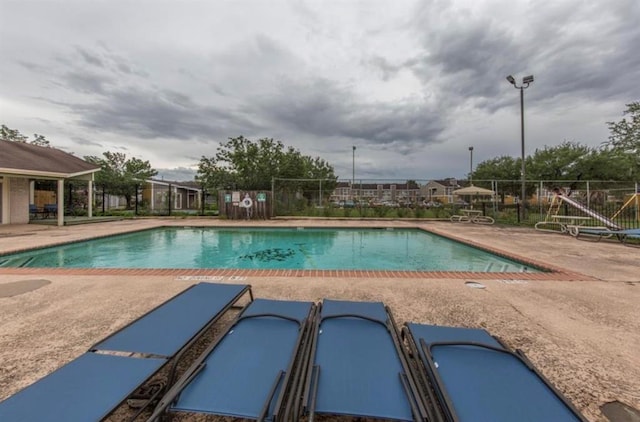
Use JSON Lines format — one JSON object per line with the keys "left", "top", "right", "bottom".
{"left": 403, "top": 325, "right": 588, "bottom": 422}
{"left": 303, "top": 302, "right": 427, "bottom": 421}
{"left": 0, "top": 283, "right": 253, "bottom": 422}
{"left": 90, "top": 283, "right": 253, "bottom": 389}
{"left": 148, "top": 300, "right": 317, "bottom": 422}
{"left": 576, "top": 227, "right": 640, "bottom": 247}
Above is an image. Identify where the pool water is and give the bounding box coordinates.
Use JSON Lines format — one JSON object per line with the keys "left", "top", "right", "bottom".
{"left": 0, "top": 227, "right": 540, "bottom": 272}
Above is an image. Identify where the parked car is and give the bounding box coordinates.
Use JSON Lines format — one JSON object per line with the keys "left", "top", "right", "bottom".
{"left": 371, "top": 200, "right": 399, "bottom": 207}
{"left": 330, "top": 200, "right": 355, "bottom": 208}
{"left": 381, "top": 201, "right": 399, "bottom": 208}
{"left": 422, "top": 201, "right": 442, "bottom": 208}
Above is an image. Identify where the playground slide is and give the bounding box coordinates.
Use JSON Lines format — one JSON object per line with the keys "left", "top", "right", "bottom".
{"left": 556, "top": 194, "right": 622, "bottom": 230}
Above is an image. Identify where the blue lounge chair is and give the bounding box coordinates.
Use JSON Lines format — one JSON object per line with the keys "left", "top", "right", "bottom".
{"left": 148, "top": 298, "right": 316, "bottom": 422}
{"left": 28, "top": 204, "right": 41, "bottom": 219}
{"left": 43, "top": 203, "right": 58, "bottom": 218}
{"left": 403, "top": 323, "right": 587, "bottom": 422}
{"left": 0, "top": 282, "right": 252, "bottom": 422}
{"left": 577, "top": 227, "right": 640, "bottom": 246}
{"left": 303, "top": 299, "right": 426, "bottom": 421}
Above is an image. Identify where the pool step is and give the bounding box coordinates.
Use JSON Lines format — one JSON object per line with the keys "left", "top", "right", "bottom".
{"left": 0, "top": 256, "right": 34, "bottom": 267}
{"left": 484, "top": 261, "right": 522, "bottom": 273}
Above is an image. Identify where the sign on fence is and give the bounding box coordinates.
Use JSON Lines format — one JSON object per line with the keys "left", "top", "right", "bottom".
{"left": 218, "top": 191, "right": 272, "bottom": 219}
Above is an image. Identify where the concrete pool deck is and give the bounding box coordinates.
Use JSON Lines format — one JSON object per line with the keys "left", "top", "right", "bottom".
{"left": 0, "top": 218, "right": 638, "bottom": 421}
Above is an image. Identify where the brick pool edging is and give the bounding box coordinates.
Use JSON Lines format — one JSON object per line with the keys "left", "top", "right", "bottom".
{"left": 0, "top": 223, "right": 595, "bottom": 281}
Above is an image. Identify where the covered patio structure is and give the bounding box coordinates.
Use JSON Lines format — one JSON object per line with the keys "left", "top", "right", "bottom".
{"left": 0, "top": 140, "right": 100, "bottom": 226}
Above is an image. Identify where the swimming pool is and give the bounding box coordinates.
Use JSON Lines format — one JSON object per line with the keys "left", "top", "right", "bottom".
{"left": 0, "top": 227, "right": 540, "bottom": 273}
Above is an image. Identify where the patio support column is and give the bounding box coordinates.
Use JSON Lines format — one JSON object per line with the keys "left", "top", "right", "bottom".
{"left": 29, "top": 181, "right": 35, "bottom": 204}
{"left": 57, "top": 179, "right": 64, "bottom": 226}
{"left": 87, "top": 180, "right": 93, "bottom": 218}
{"left": 1, "top": 177, "right": 9, "bottom": 224}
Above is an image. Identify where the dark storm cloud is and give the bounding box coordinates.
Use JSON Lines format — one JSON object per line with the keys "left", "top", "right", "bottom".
{"left": 256, "top": 78, "right": 446, "bottom": 146}
{"left": 407, "top": 10, "right": 527, "bottom": 110}
{"left": 3, "top": 0, "right": 639, "bottom": 180}
{"left": 528, "top": 7, "right": 640, "bottom": 103}
{"left": 62, "top": 70, "right": 114, "bottom": 95}
{"left": 74, "top": 44, "right": 149, "bottom": 77}
{"left": 408, "top": 0, "right": 640, "bottom": 112}
{"left": 66, "top": 85, "right": 260, "bottom": 140}
{"left": 29, "top": 44, "right": 260, "bottom": 141}
{"left": 75, "top": 46, "right": 104, "bottom": 67}
{"left": 70, "top": 136, "right": 102, "bottom": 147}
{"left": 366, "top": 56, "right": 403, "bottom": 82}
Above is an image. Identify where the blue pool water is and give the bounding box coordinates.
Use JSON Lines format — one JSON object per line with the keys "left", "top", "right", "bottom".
{"left": 0, "top": 227, "right": 540, "bottom": 272}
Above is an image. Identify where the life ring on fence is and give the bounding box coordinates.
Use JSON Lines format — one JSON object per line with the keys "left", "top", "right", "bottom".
{"left": 241, "top": 197, "right": 253, "bottom": 208}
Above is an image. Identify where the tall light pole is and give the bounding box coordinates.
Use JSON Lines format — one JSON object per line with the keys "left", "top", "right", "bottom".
{"left": 506, "top": 74, "right": 534, "bottom": 220}
{"left": 468, "top": 146, "right": 474, "bottom": 185}
{"left": 352, "top": 146, "right": 356, "bottom": 201}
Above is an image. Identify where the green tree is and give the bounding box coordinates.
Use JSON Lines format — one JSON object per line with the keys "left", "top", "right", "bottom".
{"left": 605, "top": 102, "right": 640, "bottom": 180}
{"left": 31, "top": 133, "right": 50, "bottom": 147}
{"left": 1, "top": 124, "right": 50, "bottom": 146}
{"left": 472, "top": 156, "right": 520, "bottom": 181}
{"left": 85, "top": 152, "right": 157, "bottom": 209}
{"left": 195, "top": 156, "right": 233, "bottom": 191}
{"left": 526, "top": 141, "right": 629, "bottom": 191}
{"left": 197, "top": 136, "right": 337, "bottom": 194}
{"left": 527, "top": 141, "right": 592, "bottom": 181}
{"left": 471, "top": 156, "right": 521, "bottom": 198}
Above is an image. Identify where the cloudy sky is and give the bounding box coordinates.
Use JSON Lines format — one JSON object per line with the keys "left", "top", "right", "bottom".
{"left": 1, "top": 0, "right": 639, "bottom": 182}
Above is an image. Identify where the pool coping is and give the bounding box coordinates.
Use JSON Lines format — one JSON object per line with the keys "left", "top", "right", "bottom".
{"left": 0, "top": 224, "right": 594, "bottom": 281}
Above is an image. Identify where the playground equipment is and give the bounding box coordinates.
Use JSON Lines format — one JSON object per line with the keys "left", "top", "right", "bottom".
{"left": 535, "top": 193, "right": 622, "bottom": 235}
{"left": 610, "top": 191, "right": 640, "bottom": 222}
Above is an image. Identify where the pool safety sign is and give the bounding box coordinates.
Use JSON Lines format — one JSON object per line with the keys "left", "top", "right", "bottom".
{"left": 224, "top": 194, "right": 232, "bottom": 203}
{"left": 257, "top": 192, "right": 267, "bottom": 202}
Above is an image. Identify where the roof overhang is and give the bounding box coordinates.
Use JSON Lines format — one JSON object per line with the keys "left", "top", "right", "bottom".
{"left": 146, "top": 179, "right": 201, "bottom": 191}
{"left": 0, "top": 167, "right": 98, "bottom": 180}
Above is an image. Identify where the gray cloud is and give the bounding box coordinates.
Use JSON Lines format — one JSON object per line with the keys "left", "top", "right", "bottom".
{"left": 408, "top": 0, "right": 640, "bottom": 113}
{"left": 256, "top": 78, "right": 446, "bottom": 145}
{"left": 62, "top": 70, "right": 114, "bottom": 95}
{"left": 18, "top": 61, "right": 48, "bottom": 72}
{"left": 156, "top": 167, "right": 198, "bottom": 182}
{"left": 2, "top": 0, "right": 639, "bottom": 181}
{"left": 66, "top": 86, "right": 259, "bottom": 140}
{"left": 70, "top": 136, "right": 103, "bottom": 147}
{"left": 31, "top": 44, "right": 263, "bottom": 141}
{"left": 75, "top": 46, "right": 104, "bottom": 67}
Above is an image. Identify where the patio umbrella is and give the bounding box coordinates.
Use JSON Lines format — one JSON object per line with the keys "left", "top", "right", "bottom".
{"left": 453, "top": 185, "right": 495, "bottom": 196}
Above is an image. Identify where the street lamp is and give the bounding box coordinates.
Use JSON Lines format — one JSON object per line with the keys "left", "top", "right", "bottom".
{"left": 506, "top": 74, "right": 534, "bottom": 220}
{"left": 468, "top": 146, "right": 474, "bottom": 185}
{"left": 352, "top": 146, "right": 356, "bottom": 201}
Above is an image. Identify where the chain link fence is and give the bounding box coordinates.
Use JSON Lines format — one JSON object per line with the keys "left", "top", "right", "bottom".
{"left": 272, "top": 178, "right": 639, "bottom": 228}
